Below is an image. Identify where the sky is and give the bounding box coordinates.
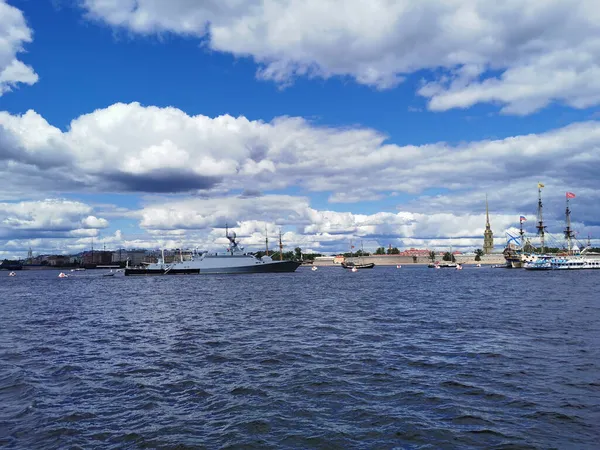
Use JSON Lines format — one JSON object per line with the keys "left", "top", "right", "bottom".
{"left": 1, "top": 0, "right": 600, "bottom": 258}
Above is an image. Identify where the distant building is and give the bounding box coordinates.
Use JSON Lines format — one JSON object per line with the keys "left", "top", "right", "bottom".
{"left": 112, "top": 249, "right": 127, "bottom": 263}
{"left": 46, "top": 255, "right": 70, "bottom": 266}
{"left": 81, "top": 250, "right": 113, "bottom": 266}
{"left": 483, "top": 194, "right": 494, "bottom": 254}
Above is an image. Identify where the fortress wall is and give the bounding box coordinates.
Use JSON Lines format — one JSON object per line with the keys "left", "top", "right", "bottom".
{"left": 312, "top": 254, "right": 506, "bottom": 266}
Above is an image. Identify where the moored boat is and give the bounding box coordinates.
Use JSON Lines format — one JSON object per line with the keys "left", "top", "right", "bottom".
{"left": 341, "top": 260, "right": 375, "bottom": 270}
{"left": 523, "top": 255, "right": 553, "bottom": 270}
{"left": 124, "top": 227, "right": 301, "bottom": 276}
{"left": 548, "top": 192, "right": 600, "bottom": 270}
{"left": 341, "top": 240, "right": 375, "bottom": 270}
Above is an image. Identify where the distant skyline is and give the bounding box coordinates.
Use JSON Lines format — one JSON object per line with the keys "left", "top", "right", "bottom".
{"left": 1, "top": 0, "right": 599, "bottom": 258}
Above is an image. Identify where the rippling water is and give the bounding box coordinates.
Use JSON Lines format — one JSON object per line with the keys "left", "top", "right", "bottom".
{"left": 1, "top": 266, "right": 599, "bottom": 449}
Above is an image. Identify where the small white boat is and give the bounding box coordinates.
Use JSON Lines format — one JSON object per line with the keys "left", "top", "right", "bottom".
{"left": 311, "top": 266, "right": 318, "bottom": 271}
{"left": 456, "top": 264, "right": 463, "bottom": 270}
{"left": 8, "top": 271, "right": 16, "bottom": 277}
{"left": 476, "top": 263, "right": 481, "bottom": 267}
{"left": 396, "top": 265, "right": 402, "bottom": 269}
{"left": 351, "top": 266, "right": 358, "bottom": 272}
{"left": 58, "top": 272, "right": 68, "bottom": 278}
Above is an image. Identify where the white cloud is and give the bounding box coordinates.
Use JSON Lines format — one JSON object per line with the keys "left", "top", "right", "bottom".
{"left": 1, "top": 103, "right": 600, "bottom": 256}
{"left": 130, "top": 192, "right": 600, "bottom": 256}
{"left": 80, "top": 0, "right": 600, "bottom": 114}
{"left": 1, "top": 192, "right": 597, "bottom": 259}
{"left": 82, "top": 215, "right": 109, "bottom": 228}
{"left": 2, "top": 102, "right": 600, "bottom": 203}
{"left": 131, "top": 194, "right": 555, "bottom": 251}
{"left": 0, "top": 0, "right": 38, "bottom": 95}
{"left": 0, "top": 199, "right": 109, "bottom": 236}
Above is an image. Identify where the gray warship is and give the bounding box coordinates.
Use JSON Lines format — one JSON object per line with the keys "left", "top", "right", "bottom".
{"left": 124, "top": 227, "right": 301, "bottom": 275}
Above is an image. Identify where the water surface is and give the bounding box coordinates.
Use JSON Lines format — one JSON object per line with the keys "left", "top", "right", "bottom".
{"left": 1, "top": 266, "right": 599, "bottom": 448}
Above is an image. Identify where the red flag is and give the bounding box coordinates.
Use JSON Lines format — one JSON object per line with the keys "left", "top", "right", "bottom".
{"left": 566, "top": 192, "right": 576, "bottom": 199}
{"left": 351, "top": 245, "right": 355, "bottom": 249}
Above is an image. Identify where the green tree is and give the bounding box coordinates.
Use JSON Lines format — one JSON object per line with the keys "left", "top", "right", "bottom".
{"left": 474, "top": 248, "right": 484, "bottom": 262}
{"left": 294, "top": 247, "right": 302, "bottom": 260}
{"left": 429, "top": 251, "right": 436, "bottom": 262}
{"left": 388, "top": 247, "right": 400, "bottom": 255}
{"left": 443, "top": 252, "right": 456, "bottom": 262}
{"left": 375, "top": 247, "right": 386, "bottom": 255}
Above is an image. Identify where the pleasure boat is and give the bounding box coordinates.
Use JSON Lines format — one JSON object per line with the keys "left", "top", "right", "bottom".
{"left": 523, "top": 255, "right": 553, "bottom": 270}
{"left": 550, "top": 246, "right": 600, "bottom": 270}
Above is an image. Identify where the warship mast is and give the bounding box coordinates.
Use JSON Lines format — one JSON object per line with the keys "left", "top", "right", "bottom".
{"left": 278, "top": 230, "right": 283, "bottom": 261}
{"left": 265, "top": 223, "right": 269, "bottom": 256}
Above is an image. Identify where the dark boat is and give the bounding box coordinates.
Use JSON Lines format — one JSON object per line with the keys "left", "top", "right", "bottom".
{"left": 341, "top": 240, "right": 375, "bottom": 270}
{"left": 341, "top": 260, "right": 375, "bottom": 269}
{"left": 428, "top": 262, "right": 458, "bottom": 268}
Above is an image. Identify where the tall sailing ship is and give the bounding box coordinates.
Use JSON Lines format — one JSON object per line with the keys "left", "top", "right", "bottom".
{"left": 503, "top": 182, "right": 547, "bottom": 268}
{"left": 549, "top": 192, "right": 600, "bottom": 270}
{"left": 516, "top": 189, "right": 600, "bottom": 270}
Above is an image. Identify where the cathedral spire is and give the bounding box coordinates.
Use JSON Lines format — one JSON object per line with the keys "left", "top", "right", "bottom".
{"left": 485, "top": 194, "right": 490, "bottom": 227}
{"left": 483, "top": 194, "right": 494, "bottom": 254}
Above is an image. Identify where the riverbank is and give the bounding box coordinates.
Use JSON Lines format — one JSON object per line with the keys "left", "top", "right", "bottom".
{"left": 312, "top": 254, "right": 506, "bottom": 266}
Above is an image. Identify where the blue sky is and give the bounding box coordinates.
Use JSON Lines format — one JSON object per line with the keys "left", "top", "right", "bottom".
{"left": 1, "top": 0, "right": 600, "bottom": 257}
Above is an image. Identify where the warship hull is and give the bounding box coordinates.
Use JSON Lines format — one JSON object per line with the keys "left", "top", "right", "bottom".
{"left": 124, "top": 259, "right": 301, "bottom": 276}
{"left": 124, "top": 268, "right": 200, "bottom": 276}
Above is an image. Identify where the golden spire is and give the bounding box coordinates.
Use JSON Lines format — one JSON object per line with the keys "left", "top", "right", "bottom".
{"left": 483, "top": 194, "right": 494, "bottom": 254}
{"left": 485, "top": 193, "right": 490, "bottom": 228}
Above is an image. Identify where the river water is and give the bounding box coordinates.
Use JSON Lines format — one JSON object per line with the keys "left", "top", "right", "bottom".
{"left": 1, "top": 266, "right": 599, "bottom": 449}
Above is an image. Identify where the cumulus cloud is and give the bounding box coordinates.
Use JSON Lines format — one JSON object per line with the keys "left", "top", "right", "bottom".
{"left": 81, "top": 215, "right": 109, "bottom": 228}
{"left": 1, "top": 193, "right": 596, "bottom": 259}
{"left": 132, "top": 194, "right": 562, "bottom": 251}
{"left": 80, "top": 0, "right": 600, "bottom": 114}
{"left": 1, "top": 102, "right": 600, "bottom": 203}
{"left": 131, "top": 190, "right": 600, "bottom": 256}
{"left": 0, "top": 0, "right": 38, "bottom": 95}
{"left": 1, "top": 103, "right": 599, "bottom": 255}
{"left": 0, "top": 199, "right": 109, "bottom": 238}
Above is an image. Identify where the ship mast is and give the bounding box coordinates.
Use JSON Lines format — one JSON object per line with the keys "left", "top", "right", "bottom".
{"left": 519, "top": 216, "right": 525, "bottom": 248}
{"left": 564, "top": 192, "right": 575, "bottom": 254}
{"left": 225, "top": 223, "right": 232, "bottom": 255}
{"left": 278, "top": 229, "right": 283, "bottom": 261}
{"left": 536, "top": 182, "right": 546, "bottom": 253}
{"left": 265, "top": 223, "right": 269, "bottom": 256}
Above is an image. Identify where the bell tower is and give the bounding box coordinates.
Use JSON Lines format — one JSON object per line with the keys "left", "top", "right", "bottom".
{"left": 483, "top": 194, "right": 494, "bottom": 254}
